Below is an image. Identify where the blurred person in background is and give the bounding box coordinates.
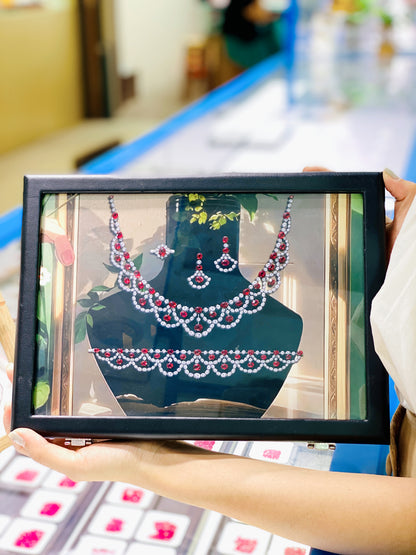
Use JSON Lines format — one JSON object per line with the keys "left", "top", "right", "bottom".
{"left": 221, "top": 0, "right": 285, "bottom": 67}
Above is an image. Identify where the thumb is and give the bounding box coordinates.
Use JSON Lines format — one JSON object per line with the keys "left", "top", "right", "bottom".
{"left": 383, "top": 168, "right": 410, "bottom": 201}
{"left": 8, "top": 428, "right": 79, "bottom": 478}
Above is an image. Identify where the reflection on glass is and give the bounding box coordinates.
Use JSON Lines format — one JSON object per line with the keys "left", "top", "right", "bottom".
{"left": 34, "top": 192, "right": 365, "bottom": 421}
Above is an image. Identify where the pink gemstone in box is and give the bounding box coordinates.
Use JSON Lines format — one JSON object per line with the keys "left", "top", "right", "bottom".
{"left": 235, "top": 537, "right": 258, "bottom": 553}
{"left": 40, "top": 502, "right": 61, "bottom": 516}
{"left": 122, "top": 487, "right": 144, "bottom": 504}
{"left": 15, "top": 530, "right": 44, "bottom": 548}
{"left": 150, "top": 521, "right": 177, "bottom": 541}
{"left": 106, "top": 518, "right": 124, "bottom": 532}
{"left": 263, "top": 449, "right": 281, "bottom": 460}
{"left": 15, "top": 469, "right": 38, "bottom": 482}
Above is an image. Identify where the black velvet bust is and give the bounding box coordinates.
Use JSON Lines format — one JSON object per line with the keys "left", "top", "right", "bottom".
{"left": 88, "top": 195, "right": 303, "bottom": 416}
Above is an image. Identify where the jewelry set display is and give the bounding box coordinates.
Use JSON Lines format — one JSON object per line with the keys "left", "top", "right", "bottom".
{"left": 89, "top": 194, "right": 303, "bottom": 379}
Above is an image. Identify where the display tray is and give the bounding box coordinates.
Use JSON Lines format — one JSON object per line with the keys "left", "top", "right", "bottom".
{"left": 11, "top": 173, "right": 389, "bottom": 443}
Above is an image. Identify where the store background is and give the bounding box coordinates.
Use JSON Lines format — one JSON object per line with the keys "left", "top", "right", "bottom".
{"left": 0, "top": 1, "right": 415, "bottom": 553}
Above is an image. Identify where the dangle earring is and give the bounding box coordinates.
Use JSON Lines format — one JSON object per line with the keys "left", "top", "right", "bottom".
{"left": 187, "top": 252, "right": 211, "bottom": 289}
{"left": 214, "top": 236, "right": 237, "bottom": 273}
{"left": 150, "top": 244, "right": 175, "bottom": 260}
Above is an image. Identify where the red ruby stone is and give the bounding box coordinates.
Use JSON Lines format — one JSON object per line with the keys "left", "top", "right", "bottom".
{"left": 221, "top": 349, "right": 228, "bottom": 355}
{"left": 197, "top": 253, "right": 203, "bottom": 260}
{"left": 221, "top": 363, "right": 228, "bottom": 370}
{"left": 94, "top": 348, "right": 100, "bottom": 353}
{"left": 138, "top": 282, "right": 144, "bottom": 289}
{"left": 223, "top": 236, "right": 228, "bottom": 243}
{"left": 159, "top": 247, "right": 166, "bottom": 257}
{"left": 117, "top": 232, "right": 123, "bottom": 239}
{"left": 220, "top": 302, "right": 228, "bottom": 309}
{"left": 180, "top": 311, "right": 188, "bottom": 318}
{"left": 180, "top": 354, "right": 186, "bottom": 360}
{"left": 243, "top": 288, "right": 250, "bottom": 296}
{"left": 167, "top": 362, "right": 174, "bottom": 369}
{"left": 283, "top": 212, "right": 290, "bottom": 219}
{"left": 129, "top": 352, "right": 135, "bottom": 358}
{"left": 279, "top": 243, "right": 286, "bottom": 251}
{"left": 274, "top": 350, "right": 280, "bottom": 355}
{"left": 115, "top": 256, "right": 121, "bottom": 262}
{"left": 167, "top": 349, "right": 174, "bottom": 354}
{"left": 169, "top": 301, "right": 177, "bottom": 308}
{"left": 112, "top": 212, "right": 118, "bottom": 219}
{"left": 267, "top": 263, "right": 275, "bottom": 272}
{"left": 117, "top": 359, "right": 123, "bottom": 365}
{"left": 261, "top": 354, "right": 267, "bottom": 360}
{"left": 117, "top": 348, "right": 123, "bottom": 353}
{"left": 270, "top": 252, "right": 277, "bottom": 260}
{"left": 139, "top": 299, "right": 147, "bottom": 307}
{"left": 163, "top": 315, "right": 171, "bottom": 322}
{"left": 273, "top": 361, "right": 280, "bottom": 367}
{"left": 286, "top": 354, "right": 292, "bottom": 360}
{"left": 154, "top": 353, "right": 161, "bottom": 359}
{"left": 252, "top": 299, "right": 260, "bottom": 307}
{"left": 194, "top": 324, "right": 203, "bottom": 332}
{"left": 134, "top": 270, "right": 141, "bottom": 277}
{"left": 141, "top": 348, "right": 148, "bottom": 354}
{"left": 268, "top": 279, "right": 276, "bottom": 287}
{"left": 223, "top": 247, "right": 229, "bottom": 254}
{"left": 124, "top": 252, "right": 130, "bottom": 259}
{"left": 141, "top": 360, "right": 147, "bottom": 367}
{"left": 194, "top": 349, "right": 202, "bottom": 356}
{"left": 115, "top": 243, "right": 121, "bottom": 250}
{"left": 149, "top": 288, "right": 155, "bottom": 295}
{"left": 155, "top": 300, "right": 163, "bottom": 306}
{"left": 196, "top": 306, "right": 203, "bottom": 314}
{"left": 258, "top": 270, "right": 266, "bottom": 278}
{"left": 193, "top": 364, "right": 201, "bottom": 371}
{"left": 225, "top": 315, "right": 233, "bottom": 323}
{"left": 235, "top": 354, "right": 241, "bottom": 360}
{"left": 254, "top": 282, "right": 261, "bottom": 290}
{"left": 278, "top": 231, "right": 285, "bottom": 239}
{"left": 248, "top": 350, "right": 254, "bottom": 355}
{"left": 209, "top": 311, "right": 217, "bottom": 318}
{"left": 105, "top": 352, "right": 111, "bottom": 358}
{"left": 195, "top": 276, "right": 204, "bottom": 283}
{"left": 125, "top": 264, "right": 131, "bottom": 270}
{"left": 235, "top": 300, "right": 243, "bottom": 307}
{"left": 124, "top": 278, "right": 130, "bottom": 285}
{"left": 221, "top": 259, "right": 230, "bottom": 267}
{"left": 209, "top": 354, "right": 216, "bottom": 361}
{"left": 279, "top": 256, "right": 286, "bottom": 264}
{"left": 297, "top": 350, "right": 303, "bottom": 356}
{"left": 248, "top": 362, "right": 255, "bottom": 368}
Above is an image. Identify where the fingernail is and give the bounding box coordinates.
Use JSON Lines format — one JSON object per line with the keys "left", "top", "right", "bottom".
{"left": 384, "top": 168, "right": 400, "bottom": 180}
{"left": 8, "top": 430, "right": 25, "bottom": 448}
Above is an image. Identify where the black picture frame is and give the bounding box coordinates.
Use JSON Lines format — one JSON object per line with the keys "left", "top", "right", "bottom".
{"left": 11, "top": 172, "right": 390, "bottom": 444}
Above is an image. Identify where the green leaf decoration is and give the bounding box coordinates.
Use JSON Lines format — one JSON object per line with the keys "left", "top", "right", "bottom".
{"left": 74, "top": 311, "right": 88, "bottom": 343}
{"left": 132, "top": 253, "right": 143, "bottom": 269}
{"left": 189, "top": 193, "right": 199, "bottom": 202}
{"left": 90, "top": 285, "right": 112, "bottom": 292}
{"left": 87, "top": 291, "right": 99, "bottom": 303}
{"left": 236, "top": 194, "right": 258, "bottom": 221}
{"left": 86, "top": 313, "right": 93, "bottom": 327}
{"left": 33, "top": 381, "right": 50, "bottom": 410}
{"left": 78, "top": 298, "right": 94, "bottom": 308}
{"left": 198, "top": 211, "right": 207, "bottom": 224}
{"left": 91, "top": 304, "right": 106, "bottom": 311}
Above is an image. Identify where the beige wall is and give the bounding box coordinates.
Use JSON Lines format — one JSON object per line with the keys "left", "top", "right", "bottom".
{"left": 0, "top": 1, "right": 83, "bottom": 154}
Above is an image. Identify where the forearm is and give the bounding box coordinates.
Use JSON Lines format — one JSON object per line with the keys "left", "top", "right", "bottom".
{"left": 138, "top": 442, "right": 416, "bottom": 555}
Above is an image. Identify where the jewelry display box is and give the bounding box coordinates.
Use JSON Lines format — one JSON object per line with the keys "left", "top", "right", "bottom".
{"left": 12, "top": 173, "right": 389, "bottom": 443}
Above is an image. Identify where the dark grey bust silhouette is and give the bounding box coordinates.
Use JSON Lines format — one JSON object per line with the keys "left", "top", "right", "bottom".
{"left": 88, "top": 194, "right": 303, "bottom": 417}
